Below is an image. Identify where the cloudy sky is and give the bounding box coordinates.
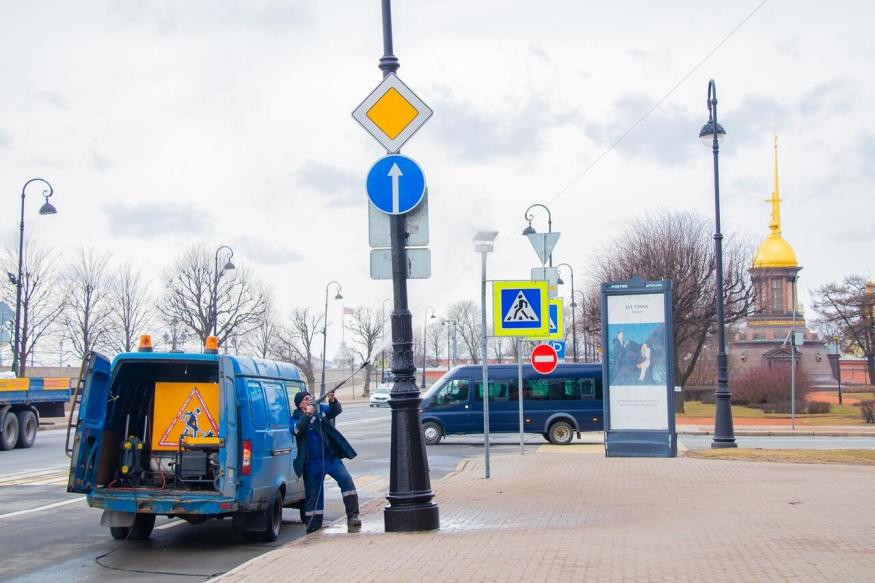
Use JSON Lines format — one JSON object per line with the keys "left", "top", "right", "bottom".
{"left": 1, "top": 1, "right": 872, "bottom": 362}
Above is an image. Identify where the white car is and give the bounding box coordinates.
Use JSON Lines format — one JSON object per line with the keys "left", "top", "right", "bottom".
{"left": 369, "top": 384, "right": 392, "bottom": 407}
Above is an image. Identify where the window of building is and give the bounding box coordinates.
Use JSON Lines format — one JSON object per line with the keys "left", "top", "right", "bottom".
{"left": 771, "top": 278, "right": 784, "bottom": 313}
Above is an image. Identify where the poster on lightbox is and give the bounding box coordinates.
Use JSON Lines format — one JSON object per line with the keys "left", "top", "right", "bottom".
{"left": 606, "top": 293, "right": 669, "bottom": 431}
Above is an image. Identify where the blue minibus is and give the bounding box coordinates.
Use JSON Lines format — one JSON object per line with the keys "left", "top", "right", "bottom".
{"left": 420, "top": 363, "right": 603, "bottom": 445}
{"left": 67, "top": 337, "right": 307, "bottom": 542}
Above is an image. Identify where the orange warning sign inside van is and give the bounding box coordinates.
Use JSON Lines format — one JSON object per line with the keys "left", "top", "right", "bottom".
{"left": 151, "top": 382, "right": 220, "bottom": 452}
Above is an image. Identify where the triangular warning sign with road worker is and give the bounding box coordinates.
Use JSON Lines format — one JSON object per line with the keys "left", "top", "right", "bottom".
{"left": 151, "top": 382, "right": 220, "bottom": 451}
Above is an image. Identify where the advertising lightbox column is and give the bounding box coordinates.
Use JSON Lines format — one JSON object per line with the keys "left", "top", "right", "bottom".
{"left": 601, "top": 276, "right": 677, "bottom": 457}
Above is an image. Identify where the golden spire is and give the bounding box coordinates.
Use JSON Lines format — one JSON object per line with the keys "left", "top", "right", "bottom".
{"left": 769, "top": 134, "right": 782, "bottom": 235}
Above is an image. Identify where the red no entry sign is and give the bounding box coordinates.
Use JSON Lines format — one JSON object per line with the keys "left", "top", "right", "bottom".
{"left": 531, "top": 343, "right": 559, "bottom": 375}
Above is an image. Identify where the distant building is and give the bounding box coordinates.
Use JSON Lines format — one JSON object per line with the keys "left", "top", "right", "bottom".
{"left": 731, "top": 138, "right": 834, "bottom": 384}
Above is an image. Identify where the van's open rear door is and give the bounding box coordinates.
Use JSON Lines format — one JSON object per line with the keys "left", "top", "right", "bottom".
{"left": 218, "top": 356, "right": 239, "bottom": 498}
{"left": 67, "top": 353, "right": 112, "bottom": 494}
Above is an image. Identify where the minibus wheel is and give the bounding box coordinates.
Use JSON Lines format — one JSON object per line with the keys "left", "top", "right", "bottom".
{"left": 548, "top": 421, "right": 574, "bottom": 445}
{"left": 422, "top": 422, "right": 442, "bottom": 445}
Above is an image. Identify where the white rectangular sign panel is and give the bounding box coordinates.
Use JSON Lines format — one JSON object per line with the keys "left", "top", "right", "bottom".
{"left": 370, "top": 248, "right": 431, "bottom": 280}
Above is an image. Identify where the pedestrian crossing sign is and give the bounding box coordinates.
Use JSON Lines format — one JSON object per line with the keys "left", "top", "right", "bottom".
{"left": 493, "top": 280, "right": 549, "bottom": 337}
{"left": 151, "top": 382, "right": 220, "bottom": 452}
{"left": 529, "top": 298, "right": 564, "bottom": 341}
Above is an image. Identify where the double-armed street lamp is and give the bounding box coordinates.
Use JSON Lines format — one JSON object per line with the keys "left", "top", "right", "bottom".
{"left": 421, "top": 306, "right": 436, "bottom": 388}
{"left": 557, "top": 263, "right": 578, "bottom": 363}
{"left": 212, "top": 245, "right": 236, "bottom": 338}
{"left": 320, "top": 281, "right": 343, "bottom": 397}
{"left": 522, "top": 203, "right": 553, "bottom": 267}
{"left": 699, "top": 79, "right": 736, "bottom": 449}
{"left": 11, "top": 179, "right": 57, "bottom": 377}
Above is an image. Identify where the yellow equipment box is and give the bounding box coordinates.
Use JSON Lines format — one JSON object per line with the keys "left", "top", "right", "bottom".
{"left": 151, "top": 382, "right": 220, "bottom": 452}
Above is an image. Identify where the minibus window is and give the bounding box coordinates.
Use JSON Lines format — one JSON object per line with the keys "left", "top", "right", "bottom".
{"left": 434, "top": 380, "right": 469, "bottom": 406}
{"left": 524, "top": 379, "right": 550, "bottom": 401}
{"left": 247, "top": 381, "right": 269, "bottom": 429}
{"left": 475, "top": 381, "right": 513, "bottom": 401}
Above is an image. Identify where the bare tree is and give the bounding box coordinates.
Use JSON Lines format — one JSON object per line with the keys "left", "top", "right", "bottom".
{"left": 489, "top": 336, "right": 509, "bottom": 363}
{"left": 448, "top": 300, "right": 481, "bottom": 363}
{"left": 271, "top": 307, "right": 323, "bottom": 388}
{"left": 244, "top": 297, "right": 281, "bottom": 359}
{"left": 427, "top": 323, "right": 444, "bottom": 366}
{"left": 2, "top": 235, "right": 65, "bottom": 375}
{"left": 812, "top": 275, "right": 875, "bottom": 383}
{"left": 63, "top": 247, "right": 113, "bottom": 362}
{"left": 344, "top": 306, "right": 385, "bottom": 397}
{"left": 107, "top": 262, "right": 153, "bottom": 354}
{"left": 588, "top": 210, "right": 754, "bottom": 388}
{"left": 158, "top": 245, "right": 267, "bottom": 347}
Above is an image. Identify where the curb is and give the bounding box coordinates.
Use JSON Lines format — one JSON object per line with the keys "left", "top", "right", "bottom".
{"left": 678, "top": 428, "right": 875, "bottom": 437}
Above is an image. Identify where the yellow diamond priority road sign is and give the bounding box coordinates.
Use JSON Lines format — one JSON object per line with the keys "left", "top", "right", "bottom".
{"left": 352, "top": 73, "right": 433, "bottom": 153}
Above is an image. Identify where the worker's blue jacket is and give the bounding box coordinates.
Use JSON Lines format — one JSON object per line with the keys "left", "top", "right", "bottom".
{"left": 291, "top": 400, "right": 357, "bottom": 477}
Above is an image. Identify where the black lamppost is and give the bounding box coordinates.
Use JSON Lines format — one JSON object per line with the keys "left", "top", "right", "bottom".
{"left": 11, "top": 179, "right": 57, "bottom": 377}
{"left": 557, "top": 263, "right": 578, "bottom": 362}
{"left": 320, "top": 280, "right": 343, "bottom": 398}
{"left": 212, "top": 245, "right": 236, "bottom": 339}
{"left": 522, "top": 203, "right": 553, "bottom": 267}
{"left": 700, "top": 79, "right": 736, "bottom": 449}
{"left": 421, "top": 306, "right": 436, "bottom": 388}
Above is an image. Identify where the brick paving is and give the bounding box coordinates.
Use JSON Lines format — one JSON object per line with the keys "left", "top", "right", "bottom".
{"left": 217, "top": 448, "right": 875, "bottom": 582}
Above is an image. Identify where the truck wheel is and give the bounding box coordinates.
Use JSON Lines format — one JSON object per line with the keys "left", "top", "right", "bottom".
{"left": 110, "top": 513, "right": 156, "bottom": 540}
{"left": 548, "top": 421, "right": 574, "bottom": 445}
{"left": 258, "top": 492, "right": 282, "bottom": 542}
{"left": 16, "top": 410, "right": 37, "bottom": 449}
{"left": 422, "top": 422, "right": 442, "bottom": 445}
{"left": 0, "top": 413, "right": 19, "bottom": 451}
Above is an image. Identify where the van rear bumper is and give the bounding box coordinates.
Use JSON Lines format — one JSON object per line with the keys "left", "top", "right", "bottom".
{"left": 88, "top": 489, "right": 238, "bottom": 515}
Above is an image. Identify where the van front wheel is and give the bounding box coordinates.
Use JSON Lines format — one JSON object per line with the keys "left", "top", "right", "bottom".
{"left": 548, "top": 421, "right": 574, "bottom": 445}
{"left": 422, "top": 422, "right": 443, "bottom": 445}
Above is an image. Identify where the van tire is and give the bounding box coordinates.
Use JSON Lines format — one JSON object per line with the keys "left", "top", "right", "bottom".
{"left": 422, "top": 422, "right": 443, "bottom": 445}
{"left": 110, "top": 513, "right": 156, "bottom": 540}
{"left": 548, "top": 420, "right": 574, "bottom": 445}
{"left": 16, "top": 410, "right": 38, "bottom": 449}
{"left": 258, "top": 492, "right": 282, "bottom": 542}
{"left": 0, "top": 413, "right": 19, "bottom": 451}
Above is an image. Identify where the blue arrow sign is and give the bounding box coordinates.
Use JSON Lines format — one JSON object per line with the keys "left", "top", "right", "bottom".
{"left": 366, "top": 154, "right": 426, "bottom": 215}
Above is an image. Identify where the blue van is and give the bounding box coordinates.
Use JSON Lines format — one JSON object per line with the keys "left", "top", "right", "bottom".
{"left": 67, "top": 345, "right": 306, "bottom": 542}
{"left": 420, "top": 363, "right": 603, "bottom": 445}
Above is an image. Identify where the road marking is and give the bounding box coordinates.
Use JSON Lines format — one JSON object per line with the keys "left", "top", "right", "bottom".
{"left": 155, "top": 519, "right": 186, "bottom": 531}
{"left": 0, "top": 496, "right": 85, "bottom": 520}
{"left": 0, "top": 469, "right": 69, "bottom": 486}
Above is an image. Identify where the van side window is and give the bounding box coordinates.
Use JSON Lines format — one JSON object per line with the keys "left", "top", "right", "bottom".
{"left": 285, "top": 382, "right": 305, "bottom": 410}
{"left": 434, "top": 379, "right": 470, "bottom": 406}
{"left": 247, "top": 381, "right": 269, "bottom": 429}
{"left": 263, "top": 381, "right": 291, "bottom": 428}
{"left": 525, "top": 379, "right": 550, "bottom": 401}
{"left": 475, "top": 380, "right": 513, "bottom": 401}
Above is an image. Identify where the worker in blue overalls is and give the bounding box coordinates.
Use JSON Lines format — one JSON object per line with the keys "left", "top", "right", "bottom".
{"left": 292, "top": 390, "right": 360, "bottom": 534}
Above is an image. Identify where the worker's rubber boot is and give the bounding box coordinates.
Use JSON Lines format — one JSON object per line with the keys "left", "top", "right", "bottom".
{"left": 343, "top": 493, "right": 361, "bottom": 532}
{"left": 305, "top": 512, "right": 323, "bottom": 534}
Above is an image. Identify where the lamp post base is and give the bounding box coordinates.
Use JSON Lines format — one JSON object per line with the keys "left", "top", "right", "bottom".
{"left": 384, "top": 501, "right": 440, "bottom": 532}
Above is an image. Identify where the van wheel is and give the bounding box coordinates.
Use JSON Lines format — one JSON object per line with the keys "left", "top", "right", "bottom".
{"left": 548, "top": 421, "right": 574, "bottom": 445}
{"left": 422, "top": 422, "right": 442, "bottom": 445}
{"left": 542, "top": 432, "right": 551, "bottom": 442}
{"left": 259, "top": 492, "right": 282, "bottom": 542}
{"left": 16, "top": 410, "right": 37, "bottom": 449}
{"left": 110, "top": 513, "right": 156, "bottom": 540}
{"left": 0, "top": 413, "right": 19, "bottom": 451}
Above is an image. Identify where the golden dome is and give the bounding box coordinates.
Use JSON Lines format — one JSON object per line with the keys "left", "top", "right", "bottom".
{"left": 754, "top": 233, "right": 798, "bottom": 268}
{"left": 752, "top": 135, "right": 798, "bottom": 269}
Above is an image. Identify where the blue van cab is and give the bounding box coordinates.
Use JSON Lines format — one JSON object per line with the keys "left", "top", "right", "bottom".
{"left": 67, "top": 346, "right": 307, "bottom": 542}
{"left": 420, "top": 363, "right": 603, "bottom": 445}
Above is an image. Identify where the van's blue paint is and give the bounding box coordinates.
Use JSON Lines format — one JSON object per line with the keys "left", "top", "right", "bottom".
{"left": 421, "top": 364, "right": 603, "bottom": 438}
{"left": 69, "top": 350, "right": 306, "bottom": 519}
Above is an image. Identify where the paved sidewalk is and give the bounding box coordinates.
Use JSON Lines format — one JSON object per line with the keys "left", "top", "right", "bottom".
{"left": 217, "top": 446, "right": 875, "bottom": 582}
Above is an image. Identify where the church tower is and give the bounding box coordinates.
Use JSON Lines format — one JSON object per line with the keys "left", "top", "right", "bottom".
{"left": 732, "top": 137, "right": 833, "bottom": 382}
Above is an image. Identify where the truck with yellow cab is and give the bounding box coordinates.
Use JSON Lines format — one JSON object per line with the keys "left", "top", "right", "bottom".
{"left": 0, "top": 374, "right": 71, "bottom": 450}
{"left": 66, "top": 335, "right": 306, "bottom": 541}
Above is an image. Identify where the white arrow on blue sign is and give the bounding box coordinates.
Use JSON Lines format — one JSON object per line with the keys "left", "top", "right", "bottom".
{"left": 366, "top": 154, "right": 426, "bottom": 215}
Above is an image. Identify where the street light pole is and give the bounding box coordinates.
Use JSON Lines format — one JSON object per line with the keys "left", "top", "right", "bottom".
{"left": 320, "top": 280, "right": 343, "bottom": 398}
{"left": 475, "top": 231, "right": 498, "bottom": 479}
{"left": 12, "top": 178, "right": 57, "bottom": 377}
{"left": 700, "top": 79, "right": 736, "bottom": 449}
{"left": 557, "top": 263, "right": 578, "bottom": 363}
{"left": 212, "top": 245, "right": 235, "bottom": 338}
{"left": 379, "top": 0, "right": 439, "bottom": 533}
{"left": 421, "top": 306, "right": 435, "bottom": 388}
{"left": 522, "top": 203, "right": 553, "bottom": 267}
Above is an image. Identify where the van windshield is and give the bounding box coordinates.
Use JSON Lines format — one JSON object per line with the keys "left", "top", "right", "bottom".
{"left": 423, "top": 370, "right": 453, "bottom": 398}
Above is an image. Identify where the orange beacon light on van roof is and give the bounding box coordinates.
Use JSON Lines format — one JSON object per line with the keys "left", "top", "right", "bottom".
{"left": 138, "top": 335, "right": 154, "bottom": 352}
{"left": 204, "top": 336, "right": 220, "bottom": 354}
